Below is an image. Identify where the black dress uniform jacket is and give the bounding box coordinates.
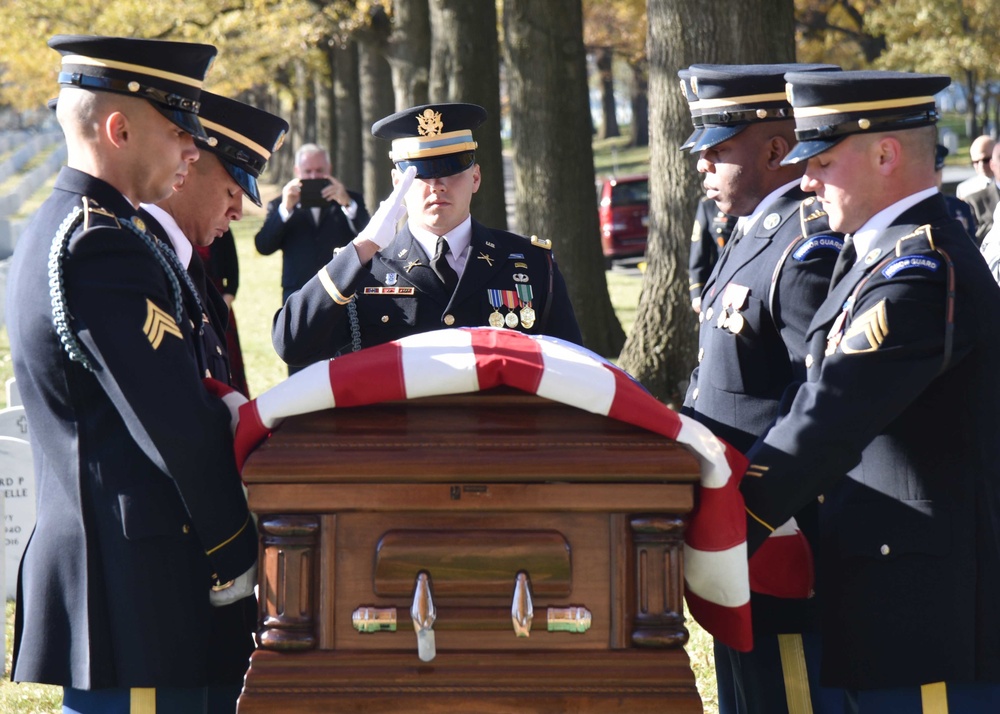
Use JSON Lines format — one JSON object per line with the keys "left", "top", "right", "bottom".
{"left": 254, "top": 190, "right": 371, "bottom": 295}
{"left": 7, "top": 168, "right": 258, "bottom": 689}
{"left": 683, "top": 188, "right": 843, "bottom": 635}
{"left": 688, "top": 196, "right": 736, "bottom": 302}
{"left": 272, "top": 219, "right": 582, "bottom": 367}
{"left": 741, "top": 193, "right": 1000, "bottom": 690}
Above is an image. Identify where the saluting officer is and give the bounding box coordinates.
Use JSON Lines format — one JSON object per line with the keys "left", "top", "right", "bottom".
{"left": 142, "top": 91, "right": 289, "bottom": 390}
{"left": 680, "top": 63, "right": 845, "bottom": 714}
{"left": 740, "top": 70, "right": 1000, "bottom": 713}
{"left": 271, "top": 102, "right": 582, "bottom": 369}
{"left": 5, "top": 36, "right": 258, "bottom": 713}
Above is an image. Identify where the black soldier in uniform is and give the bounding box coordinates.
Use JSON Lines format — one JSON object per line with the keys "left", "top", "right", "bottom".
{"left": 741, "top": 69, "right": 1000, "bottom": 713}
{"left": 142, "top": 91, "right": 289, "bottom": 390}
{"left": 681, "top": 63, "right": 844, "bottom": 714}
{"left": 688, "top": 196, "right": 736, "bottom": 313}
{"left": 271, "top": 102, "right": 581, "bottom": 368}
{"left": 5, "top": 36, "right": 258, "bottom": 713}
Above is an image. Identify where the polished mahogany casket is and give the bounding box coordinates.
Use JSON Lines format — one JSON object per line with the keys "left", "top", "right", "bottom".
{"left": 237, "top": 387, "right": 705, "bottom": 712}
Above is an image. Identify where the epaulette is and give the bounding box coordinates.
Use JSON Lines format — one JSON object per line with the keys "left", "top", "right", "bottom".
{"left": 82, "top": 197, "right": 122, "bottom": 231}
{"left": 530, "top": 235, "right": 552, "bottom": 251}
{"left": 798, "top": 196, "right": 832, "bottom": 236}
{"left": 894, "top": 224, "right": 936, "bottom": 256}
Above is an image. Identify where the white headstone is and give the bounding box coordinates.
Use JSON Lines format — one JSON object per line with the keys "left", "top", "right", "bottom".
{"left": 0, "top": 436, "right": 35, "bottom": 600}
{"left": 0, "top": 405, "right": 28, "bottom": 441}
{"left": 5, "top": 377, "right": 20, "bottom": 407}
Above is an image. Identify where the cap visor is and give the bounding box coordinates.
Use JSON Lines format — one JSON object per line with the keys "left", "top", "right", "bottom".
{"left": 396, "top": 151, "right": 475, "bottom": 179}
{"left": 219, "top": 160, "right": 261, "bottom": 206}
{"left": 780, "top": 137, "right": 841, "bottom": 166}
{"left": 690, "top": 125, "right": 747, "bottom": 153}
{"left": 679, "top": 127, "right": 703, "bottom": 152}
{"left": 155, "top": 105, "right": 208, "bottom": 141}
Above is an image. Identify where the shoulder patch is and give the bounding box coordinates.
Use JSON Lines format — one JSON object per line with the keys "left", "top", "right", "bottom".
{"left": 530, "top": 235, "right": 552, "bottom": 250}
{"left": 881, "top": 255, "right": 942, "bottom": 279}
{"left": 792, "top": 234, "right": 844, "bottom": 261}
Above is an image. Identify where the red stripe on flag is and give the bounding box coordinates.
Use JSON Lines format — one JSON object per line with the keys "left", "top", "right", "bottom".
{"left": 329, "top": 341, "right": 406, "bottom": 407}
{"left": 469, "top": 329, "right": 545, "bottom": 394}
{"left": 234, "top": 401, "right": 270, "bottom": 473}
{"left": 685, "top": 483, "right": 746, "bottom": 552}
{"left": 685, "top": 589, "right": 753, "bottom": 652}
{"left": 607, "top": 369, "right": 682, "bottom": 439}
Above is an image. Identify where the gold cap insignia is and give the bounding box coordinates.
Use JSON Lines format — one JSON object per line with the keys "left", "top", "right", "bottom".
{"left": 785, "top": 83, "right": 794, "bottom": 106}
{"left": 858, "top": 118, "right": 871, "bottom": 130}
{"left": 690, "top": 76, "right": 699, "bottom": 97}
{"left": 679, "top": 79, "right": 687, "bottom": 98}
{"left": 273, "top": 129, "right": 286, "bottom": 152}
{"left": 417, "top": 109, "right": 444, "bottom": 137}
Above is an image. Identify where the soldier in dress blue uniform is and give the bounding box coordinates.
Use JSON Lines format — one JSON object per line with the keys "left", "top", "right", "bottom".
{"left": 142, "top": 91, "right": 289, "bottom": 391}
{"left": 680, "top": 63, "right": 845, "bottom": 714}
{"left": 271, "top": 102, "right": 582, "bottom": 368}
{"left": 5, "top": 36, "right": 259, "bottom": 714}
{"left": 741, "top": 70, "right": 1000, "bottom": 712}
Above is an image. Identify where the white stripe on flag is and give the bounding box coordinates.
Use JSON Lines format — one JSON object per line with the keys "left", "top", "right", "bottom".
{"left": 255, "top": 360, "right": 335, "bottom": 428}
{"left": 684, "top": 543, "right": 751, "bottom": 607}
{"left": 536, "top": 339, "right": 616, "bottom": 416}
{"left": 401, "top": 329, "right": 480, "bottom": 399}
{"left": 676, "top": 414, "right": 733, "bottom": 489}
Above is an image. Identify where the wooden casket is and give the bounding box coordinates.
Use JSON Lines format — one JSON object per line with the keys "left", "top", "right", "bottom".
{"left": 237, "top": 386, "right": 704, "bottom": 713}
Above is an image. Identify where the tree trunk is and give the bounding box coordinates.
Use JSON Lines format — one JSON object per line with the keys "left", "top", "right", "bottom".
{"left": 629, "top": 59, "right": 649, "bottom": 148}
{"left": 428, "top": 0, "right": 507, "bottom": 230}
{"left": 618, "top": 0, "right": 794, "bottom": 404}
{"left": 333, "top": 40, "right": 364, "bottom": 192}
{"left": 385, "top": 0, "right": 431, "bottom": 108}
{"left": 316, "top": 45, "right": 335, "bottom": 161}
{"left": 965, "top": 70, "right": 979, "bottom": 139}
{"left": 503, "top": 0, "right": 625, "bottom": 357}
{"left": 595, "top": 46, "right": 620, "bottom": 140}
{"left": 358, "top": 30, "right": 396, "bottom": 210}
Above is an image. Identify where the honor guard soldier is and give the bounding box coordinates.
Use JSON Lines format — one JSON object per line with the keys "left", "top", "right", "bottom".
{"left": 271, "top": 102, "right": 582, "bottom": 369}
{"left": 6, "top": 36, "right": 259, "bottom": 713}
{"left": 680, "top": 63, "right": 845, "bottom": 714}
{"left": 142, "top": 91, "right": 289, "bottom": 392}
{"left": 741, "top": 70, "right": 1000, "bottom": 712}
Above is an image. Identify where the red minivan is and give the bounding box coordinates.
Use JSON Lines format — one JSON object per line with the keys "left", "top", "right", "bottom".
{"left": 598, "top": 174, "right": 649, "bottom": 264}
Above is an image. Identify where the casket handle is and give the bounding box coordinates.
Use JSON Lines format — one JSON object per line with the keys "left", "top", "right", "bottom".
{"left": 411, "top": 571, "right": 437, "bottom": 662}
{"left": 511, "top": 571, "right": 534, "bottom": 637}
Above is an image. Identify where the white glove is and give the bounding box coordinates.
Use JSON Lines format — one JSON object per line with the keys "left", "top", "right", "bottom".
{"left": 357, "top": 165, "right": 417, "bottom": 249}
{"left": 210, "top": 562, "right": 257, "bottom": 607}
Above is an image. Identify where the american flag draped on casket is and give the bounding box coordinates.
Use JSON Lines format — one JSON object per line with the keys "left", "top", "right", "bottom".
{"left": 209, "top": 327, "right": 812, "bottom": 652}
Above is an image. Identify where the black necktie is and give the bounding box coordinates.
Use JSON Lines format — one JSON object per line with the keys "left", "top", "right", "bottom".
{"left": 829, "top": 235, "right": 857, "bottom": 293}
{"left": 431, "top": 236, "right": 459, "bottom": 292}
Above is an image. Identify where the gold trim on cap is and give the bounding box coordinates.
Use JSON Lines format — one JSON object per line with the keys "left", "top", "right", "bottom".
{"left": 696, "top": 91, "right": 788, "bottom": 110}
{"left": 199, "top": 118, "right": 270, "bottom": 159}
{"left": 61, "top": 55, "right": 204, "bottom": 89}
{"left": 390, "top": 130, "right": 476, "bottom": 161}
{"left": 793, "top": 95, "right": 937, "bottom": 118}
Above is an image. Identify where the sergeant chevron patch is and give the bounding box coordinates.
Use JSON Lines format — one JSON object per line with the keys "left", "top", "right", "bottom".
{"left": 143, "top": 298, "right": 183, "bottom": 349}
{"left": 842, "top": 299, "right": 888, "bottom": 354}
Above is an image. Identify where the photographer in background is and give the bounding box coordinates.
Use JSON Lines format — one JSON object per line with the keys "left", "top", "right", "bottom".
{"left": 255, "top": 143, "right": 370, "bottom": 305}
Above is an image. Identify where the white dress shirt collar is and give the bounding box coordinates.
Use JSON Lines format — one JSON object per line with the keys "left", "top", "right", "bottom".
{"left": 850, "top": 187, "right": 938, "bottom": 263}
{"left": 741, "top": 179, "right": 802, "bottom": 235}
{"left": 139, "top": 203, "right": 192, "bottom": 268}
{"left": 408, "top": 215, "right": 473, "bottom": 275}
